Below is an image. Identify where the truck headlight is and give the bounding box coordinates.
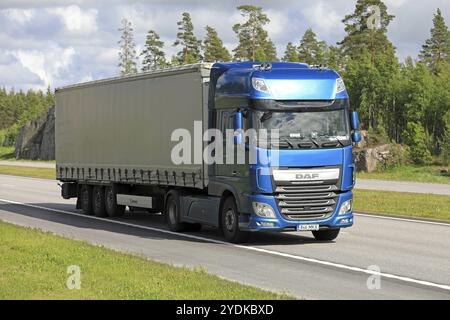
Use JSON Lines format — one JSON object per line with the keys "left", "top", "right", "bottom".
{"left": 338, "top": 199, "right": 353, "bottom": 215}
{"left": 252, "top": 202, "right": 276, "bottom": 218}
{"left": 252, "top": 78, "right": 271, "bottom": 94}
{"left": 336, "top": 78, "right": 346, "bottom": 93}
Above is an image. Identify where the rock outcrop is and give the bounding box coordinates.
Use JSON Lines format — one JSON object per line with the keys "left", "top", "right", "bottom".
{"left": 14, "top": 106, "right": 55, "bottom": 160}
{"left": 353, "top": 144, "right": 391, "bottom": 173}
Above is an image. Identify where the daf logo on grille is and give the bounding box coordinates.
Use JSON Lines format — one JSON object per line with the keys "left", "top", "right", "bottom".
{"left": 296, "top": 173, "right": 320, "bottom": 180}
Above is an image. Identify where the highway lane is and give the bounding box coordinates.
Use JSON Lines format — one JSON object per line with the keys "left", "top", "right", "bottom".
{"left": 0, "top": 174, "right": 449, "bottom": 299}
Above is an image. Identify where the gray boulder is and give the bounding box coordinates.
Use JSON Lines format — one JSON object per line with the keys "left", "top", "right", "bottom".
{"left": 354, "top": 144, "right": 391, "bottom": 173}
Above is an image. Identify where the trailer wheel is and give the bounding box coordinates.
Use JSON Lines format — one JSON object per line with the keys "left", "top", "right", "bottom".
{"left": 312, "top": 229, "right": 340, "bottom": 241}
{"left": 80, "top": 185, "right": 94, "bottom": 215}
{"left": 220, "top": 196, "right": 248, "bottom": 243}
{"left": 165, "top": 193, "right": 187, "bottom": 232}
{"left": 105, "top": 186, "right": 125, "bottom": 217}
{"left": 92, "top": 186, "right": 107, "bottom": 217}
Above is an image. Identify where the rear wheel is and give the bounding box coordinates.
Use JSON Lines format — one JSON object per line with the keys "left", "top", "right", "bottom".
{"left": 80, "top": 185, "right": 93, "bottom": 215}
{"left": 221, "top": 196, "right": 248, "bottom": 243}
{"left": 105, "top": 186, "right": 125, "bottom": 217}
{"left": 165, "top": 192, "right": 187, "bottom": 232}
{"left": 93, "top": 186, "right": 107, "bottom": 217}
{"left": 312, "top": 229, "right": 340, "bottom": 241}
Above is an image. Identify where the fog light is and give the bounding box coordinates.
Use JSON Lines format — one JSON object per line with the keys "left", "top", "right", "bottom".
{"left": 252, "top": 202, "right": 276, "bottom": 218}
{"left": 257, "top": 222, "right": 276, "bottom": 228}
{"left": 338, "top": 200, "right": 353, "bottom": 216}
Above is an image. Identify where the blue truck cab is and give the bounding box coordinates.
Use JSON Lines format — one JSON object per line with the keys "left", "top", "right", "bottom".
{"left": 207, "top": 62, "right": 361, "bottom": 242}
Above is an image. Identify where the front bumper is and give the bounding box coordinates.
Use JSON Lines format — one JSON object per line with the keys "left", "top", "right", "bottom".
{"left": 242, "top": 191, "right": 354, "bottom": 231}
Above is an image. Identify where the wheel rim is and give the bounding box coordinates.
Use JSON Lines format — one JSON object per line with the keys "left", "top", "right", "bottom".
{"left": 224, "top": 209, "right": 235, "bottom": 232}
{"left": 168, "top": 201, "right": 177, "bottom": 225}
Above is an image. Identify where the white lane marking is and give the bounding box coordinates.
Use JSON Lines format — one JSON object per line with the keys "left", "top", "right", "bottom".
{"left": 1, "top": 184, "right": 16, "bottom": 188}
{"left": 355, "top": 213, "right": 450, "bottom": 227}
{"left": 1, "top": 198, "right": 450, "bottom": 292}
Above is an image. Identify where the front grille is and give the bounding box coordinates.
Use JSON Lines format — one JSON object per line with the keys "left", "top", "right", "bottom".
{"left": 274, "top": 181, "right": 339, "bottom": 221}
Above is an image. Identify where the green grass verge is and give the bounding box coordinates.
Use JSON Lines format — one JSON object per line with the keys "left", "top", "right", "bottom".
{"left": 354, "top": 189, "right": 450, "bottom": 221}
{"left": 357, "top": 165, "right": 450, "bottom": 185}
{"left": 0, "top": 165, "right": 55, "bottom": 179}
{"left": 0, "top": 221, "right": 292, "bottom": 300}
{"left": 0, "top": 146, "right": 55, "bottom": 163}
{"left": 0, "top": 146, "right": 14, "bottom": 160}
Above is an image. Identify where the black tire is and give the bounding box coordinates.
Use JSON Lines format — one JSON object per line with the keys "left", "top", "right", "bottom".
{"left": 92, "top": 186, "right": 107, "bottom": 217}
{"left": 221, "top": 196, "right": 248, "bottom": 243}
{"left": 312, "top": 229, "right": 340, "bottom": 241}
{"left": 165, "top": 193, "right": 187, "bottom": 232}
{"left": 80, "top": 185, "right": 94, "bottom": 215}
{"left": 105, "top": 186, "right": 125, "bottom": 217}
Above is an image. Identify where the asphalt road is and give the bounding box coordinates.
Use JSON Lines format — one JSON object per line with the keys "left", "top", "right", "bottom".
{"left": 0, "top": 174, "right": 449, "bottom": 299}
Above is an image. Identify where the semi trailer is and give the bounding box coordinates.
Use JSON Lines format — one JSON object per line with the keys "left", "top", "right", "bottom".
{"left": 56, "top": 62, "right": 361, "bottom": 243}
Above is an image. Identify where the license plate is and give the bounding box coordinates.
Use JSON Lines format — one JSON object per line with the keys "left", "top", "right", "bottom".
{"left": 297, "top": 224, "right": 320, "bottom": 231}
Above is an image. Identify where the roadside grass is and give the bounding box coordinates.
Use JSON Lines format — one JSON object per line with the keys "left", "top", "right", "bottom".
{"left": 354, "top": 190, "right": 450, "bottom": 221}
{"left": 0, "top": 146, "right": 14, "bottom": 160}
{"left": 0, "top": 165, "right": 55, "bottom": 179}
{"left": 0, "top": 221, "right": 292, "bottom": 300}
{"left": 357, "top": 165, "right": 450, "bottom": 185}
{"left": 0, "top": 146, "right": 55, "bottom": 163}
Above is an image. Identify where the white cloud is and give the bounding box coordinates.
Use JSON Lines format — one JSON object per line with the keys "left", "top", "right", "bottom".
{"left": 2, "top": 8, "right": 35, "bottom": 24}
{"left": 303, "top": 1, "right": 343, "bottom": 40}
{"left": 49, "top": 5, "right": 98, "bottom": 34}
{"left": 13, "top": 45, "right": 75, "bottom": 87}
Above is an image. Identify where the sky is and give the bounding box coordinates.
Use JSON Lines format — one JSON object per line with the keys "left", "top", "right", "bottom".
{"left": 0, "top": 0, "right": 449, "bottom": 91}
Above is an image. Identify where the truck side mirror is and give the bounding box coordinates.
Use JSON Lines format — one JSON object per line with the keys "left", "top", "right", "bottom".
{"left": 350, "top": 111, "right": 360, "bottom": 130}
{"left": 352, "top": 132, "right": 362, "bottom": 143}
{"left": 233, "top": 111, "right": 244, "bottom": 145}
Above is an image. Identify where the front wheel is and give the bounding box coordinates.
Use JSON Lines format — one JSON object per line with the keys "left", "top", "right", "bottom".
{"left": 165, "top": 192, "right": 187, "bottom": 232}
{"left": 221, "top": 197, "right": 248, "bottom": 243}
{"left": 312, "top": 229, "right": 340, "bottom": 241}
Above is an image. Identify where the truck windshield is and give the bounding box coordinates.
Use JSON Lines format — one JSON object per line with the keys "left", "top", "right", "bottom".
{"left": 253, "top": 109, "right": 351, "bottom": 149}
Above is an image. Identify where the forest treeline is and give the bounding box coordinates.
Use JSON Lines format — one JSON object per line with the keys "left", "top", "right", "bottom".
{"left": 119, "top": 0, "right": 450, "bottom": 165}
{"left": 0, "top": 87, "right": 54, "bottom": 147}
{"left": 1, "top": 0, "right": 449, "bottom": 165}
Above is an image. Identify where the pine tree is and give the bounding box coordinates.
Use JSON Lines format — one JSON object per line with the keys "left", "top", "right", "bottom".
{"left": 419, "top": 8, "right": 450, "bottom": 71}
{"left": 340, "top": 0, "right": 399, "bottom": 134}
{"left": 298, "top": 28, "right": 326, "bottom": 65}
{"left": 339, "top": 0, "right": 395, "bottom": 60}
{"left": 282, "top": 42, "right": 299, "bottom": 62}
{"left": 232, "top": 5, "right": 278, "bottom": 61}
{"left": 141, "top": 30, "right": 167, "bottom": 72}
{"left": 173, "top": 12, "right": 202, "bottom": 65}
{"left": 325, "top": 45, "right": 345, "bottom": 71}
{"left": 203, "top": 26, "right": 231, "bottom": 62}
{"left": 118, "top": 19, "right": 138, "bottom": 76}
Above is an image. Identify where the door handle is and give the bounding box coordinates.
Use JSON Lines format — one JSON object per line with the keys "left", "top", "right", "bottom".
{"left": 232, "top": 171, "right": 238, "bottom": 176}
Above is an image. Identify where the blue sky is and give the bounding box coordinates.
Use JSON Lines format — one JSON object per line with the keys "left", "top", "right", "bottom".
{"left": 0, "top": 0, "right": 449, "bottom": 91}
